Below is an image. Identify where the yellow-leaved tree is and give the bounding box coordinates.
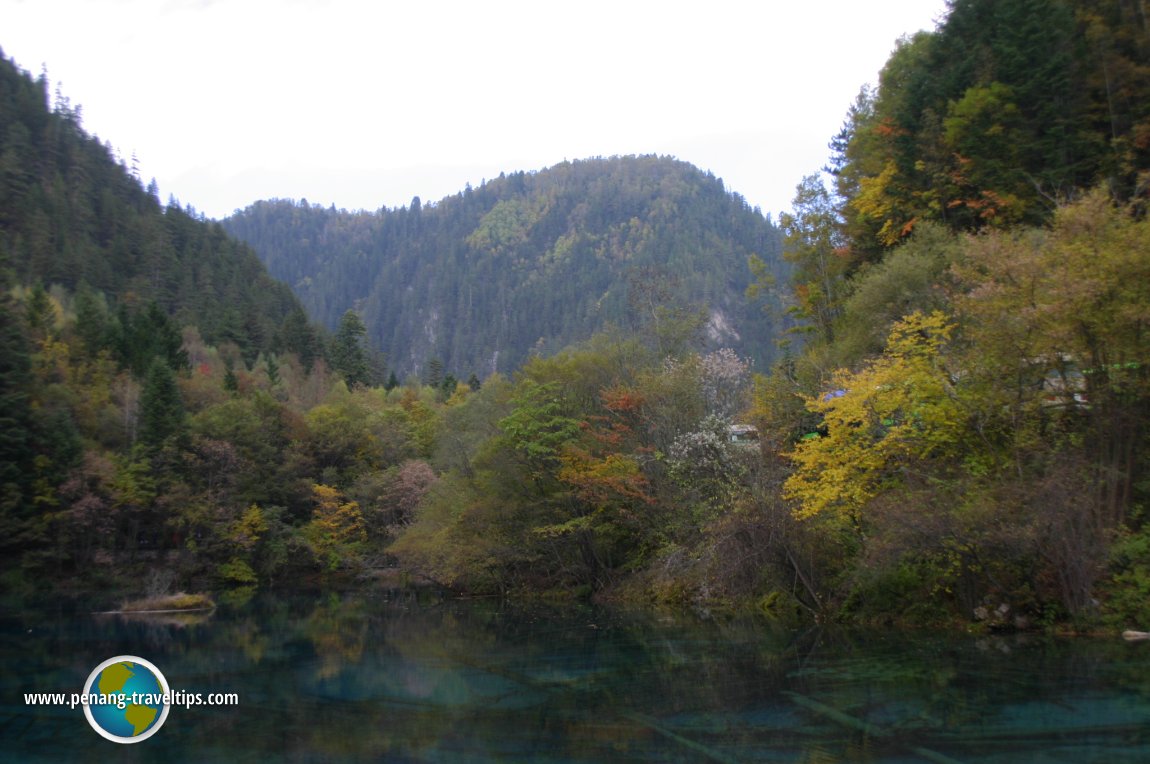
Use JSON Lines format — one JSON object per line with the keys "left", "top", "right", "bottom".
{"left": 306, "top": 484, "right": 367, "bottom": 571}
{"left": 784, "top": 311, "right": 967, "bottom": 526}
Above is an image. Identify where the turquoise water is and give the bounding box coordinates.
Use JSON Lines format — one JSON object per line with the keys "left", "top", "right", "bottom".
{"left": 3, "top": 591, "right": 1150, "bottom": 762}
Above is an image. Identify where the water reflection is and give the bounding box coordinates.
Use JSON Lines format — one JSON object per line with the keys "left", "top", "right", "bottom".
{"left": 3, "top": 591, "right": 1150, "bottom": 762}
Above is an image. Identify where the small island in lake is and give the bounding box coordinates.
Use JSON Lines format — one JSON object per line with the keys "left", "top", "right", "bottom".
{"left": 115, "top": 593, "right": 216, "bottom": 614}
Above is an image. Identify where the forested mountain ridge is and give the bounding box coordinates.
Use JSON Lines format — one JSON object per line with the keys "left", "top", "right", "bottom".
{"left": 223, "top": 156, "right": 789, "bottom": 379}
{"left": 0, "top": 50, "right": 315, "bottom": 363}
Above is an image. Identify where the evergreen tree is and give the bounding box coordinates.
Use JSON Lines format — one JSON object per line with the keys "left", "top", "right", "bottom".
{"left": 28, "top": 404, "right": 82, "bottom": 512}
{"left": 440, "top": 373, "right": 458, "bottom": 399}
{"left": 264, "top": 353, "right": 281, "bottom": 388}
{"left": 24, "top": 283, "right": 53, "bottom": 341}
{"left": 330, "top": 309, "right": 370, "bottom": 387}
{"left": 223, "top": 359, "right": 239, "bottom": 393}
{"left": 426, "top": 358, "right": 444, "bottom": 390}
{"left": 278, "top": 307, "right": 319, "bottom": 371}
{"left": 145, "top": 301, "right": 190, "bottom": 373}
{"left": 113, "top": 301, "right": 189, "bottom": 377}
{"left": 138, "top": 357, "right": 186, "bottom": 448}
{"left": 73, "top": 281, "right": 109, "bottom": 356}
{"left": 778, "top": 174, "right": 850, "bottom": 343}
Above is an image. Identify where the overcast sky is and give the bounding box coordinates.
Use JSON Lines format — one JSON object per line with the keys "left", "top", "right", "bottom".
{"left": 2, "top": 0, "right": 948, "bottom": 221}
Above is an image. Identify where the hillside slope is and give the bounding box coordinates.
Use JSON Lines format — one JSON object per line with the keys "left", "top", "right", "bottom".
{"left": 224, "top": 156, "right": 788, "bottom": 378}
{"left": 0, "top": 50, "right": 313, "bottom": 362}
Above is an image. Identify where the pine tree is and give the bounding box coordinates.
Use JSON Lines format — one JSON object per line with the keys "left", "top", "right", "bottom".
{"left": 139, "top": 357, "right": 186, "bottom": 448}
{"left": 440, "top": 373, "right": 458, "bottom": 400}
{"left": 24, "top": 283, "right": 53, "bottom": 341}
{"left": 278, "top": 307, "right": 319, "bottom": 371}
{"left": 223, "top": 360, "right": 239, "bottom": 393}
{"left": 426, "top": 357, "right": 444, "bottom": 390}
{"left": 73, "top": 281, "right": 109, "bottom": 356}
{"left": 114, "top": 301, "right": 189, "bottom": 377}
{"left": 330, "top": 309, "right": 370, "bottom": 387}
{"left": 264, "top": 353, "right": 281, "bottom": 388}
{"left": 145, "top": 301, "right": 189, "bottom": 372}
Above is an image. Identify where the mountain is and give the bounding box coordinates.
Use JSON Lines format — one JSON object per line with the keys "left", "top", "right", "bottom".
{"left": 223, "top": 156, "right": 789, "bottom": 379}
{"left": 0, "top": 50, "right": 314, "bottom": 362}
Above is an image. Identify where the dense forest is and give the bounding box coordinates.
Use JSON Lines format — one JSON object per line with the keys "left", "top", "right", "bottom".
{"left": 3, "top": 0, "right": 1150, "bottom": 632}
{"left": 0, "top": 48, "right": 778, "bottom": 600}
{"left": 390, "top": 0, "right": 1150, "bottom": 628}
{"left": 0, "top": 49, "right": 328, "bottom": 588}
{"left": 221, "top": 157, "right": 788, "bottom": 379}
{"left": 738, "top": 0, "right": 1150, "bottom": 627}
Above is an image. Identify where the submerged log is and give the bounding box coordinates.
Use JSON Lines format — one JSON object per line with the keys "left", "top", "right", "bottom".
{"left": 622, "top": 712, "right": 740, "bottom": 764}
{"left": 782, "top": 691, "right": 965, "bottom": 764}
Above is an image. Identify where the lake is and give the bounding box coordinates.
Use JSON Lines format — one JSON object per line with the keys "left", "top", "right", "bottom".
{"left": 3, "top": 590, "right": 1149, "bottom": 762}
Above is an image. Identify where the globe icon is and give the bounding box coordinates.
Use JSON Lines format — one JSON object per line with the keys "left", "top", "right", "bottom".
{"left": 82, "top": 656, "right": 170, "bottom": 743}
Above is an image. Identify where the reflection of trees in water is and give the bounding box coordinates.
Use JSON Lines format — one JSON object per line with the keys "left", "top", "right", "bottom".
{"left": 301, "top": 594, "right": 369, "bottom": 680}
{"left": 97, "top": 610, "right": 205, "bottom": 651}
{"left": 191, "top": 593, "right": 810, "bottom": 759}
{"left": 12, "top": 594, "right": 1150, "bottom": 760}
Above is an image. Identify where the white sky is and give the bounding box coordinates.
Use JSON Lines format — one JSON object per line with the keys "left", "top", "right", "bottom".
{"left": 1, "top": 0, "right": 948, "bottom": 221}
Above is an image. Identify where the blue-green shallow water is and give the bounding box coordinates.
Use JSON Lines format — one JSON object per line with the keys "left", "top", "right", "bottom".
{"left": 2, "top": 591, "right": 1150, "bottom": 762}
